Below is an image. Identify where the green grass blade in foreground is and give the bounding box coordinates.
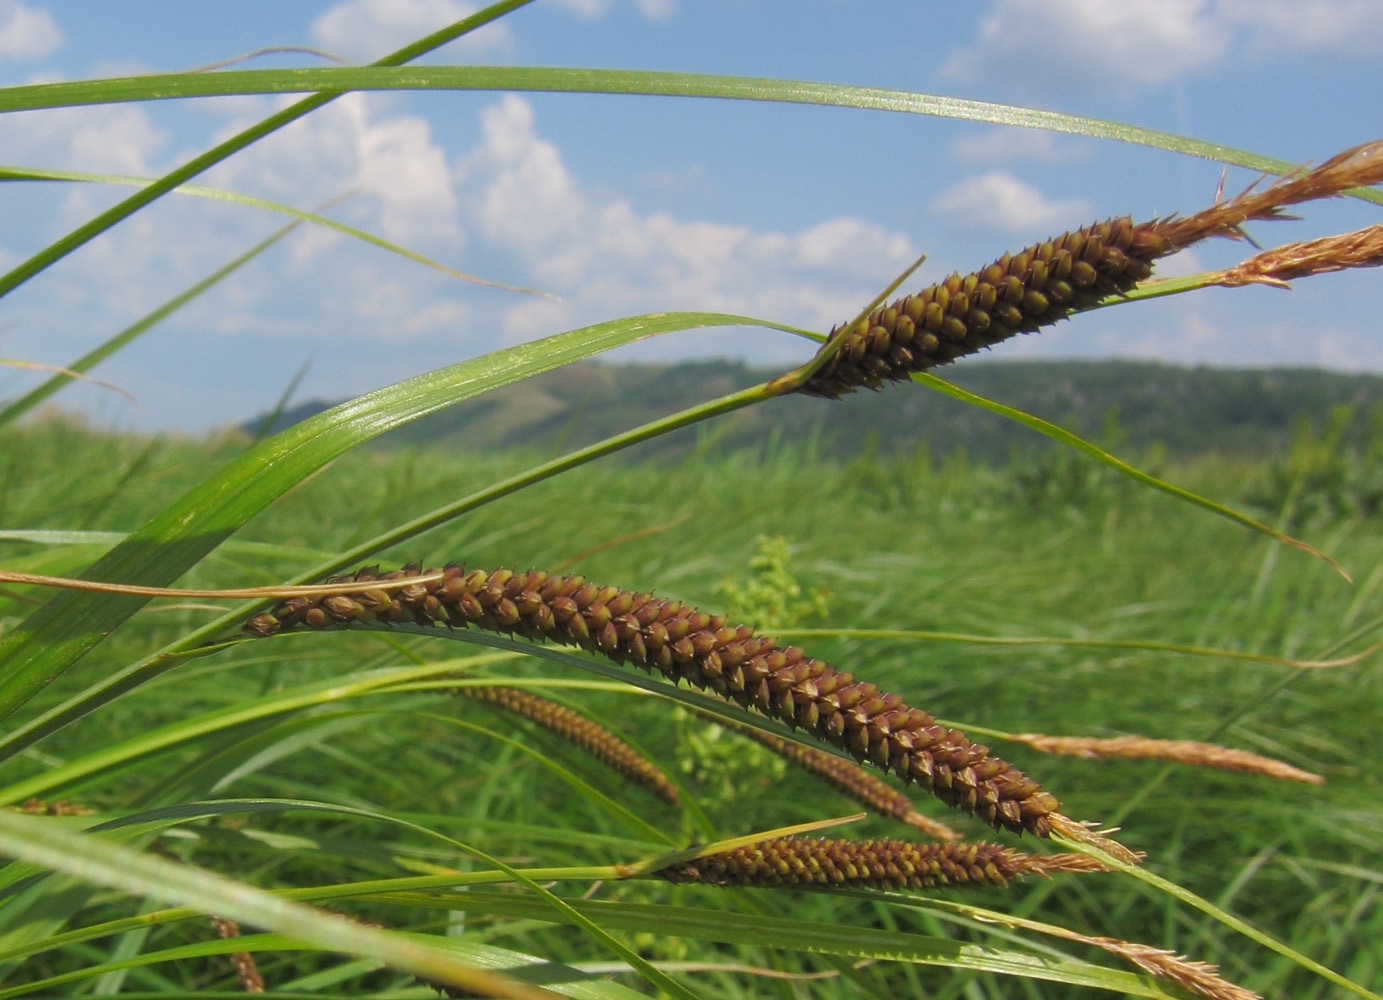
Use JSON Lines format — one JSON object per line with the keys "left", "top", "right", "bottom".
{"left": 0, "top": 356, "right": 811, "bottom": 760}
{"left": 0, "top": 659, "right": 503, "bottom": 806}
{"left": 0, "top": 310, "right": 773, "bottom": 730}
{"left": 99, "top": 801, "right": 690, "bottom": 999}
{"left": 2, "top": 67, "right": 1378, "bottom": 208}
{"left": 250, "top": 357, "right": 312, "bottom": 444}
{"left": 0, "top": 218, "right": 299, "bottom": 427}
{"left": 0, "top": 165, "right": 546, "bottom": 297}
{"left": 0, "top": 811, "right": 560, "bottom": 1000}
{"left": 912, "top": 371, "right": 1348, "bottom": 578}
{"left": 359, "top": 891, "right": 1185, "bottom": 999}
{"left": 0, "top": 0, "right": 536, "bottom": 303}
{"left": 2, "top": 935, "right": 654, "bottom": 1000}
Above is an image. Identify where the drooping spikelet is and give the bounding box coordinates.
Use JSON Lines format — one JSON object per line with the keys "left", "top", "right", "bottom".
{"left": 1012, "top": 733, "right": 1324, "bottom": 784}
{"left": 721, "top": 717, "right": 959, "bottom": 839}
{"left": 210, "top": 917, "right": 265, "bottom": 994}
{"left": 243, "top": 564, "right": 1061, "bottom": 837}
{"left": 802, "top": 140, "right": 1383, "bottom": 399}
{"left": 656, "top": 836, "right": 1104, "bottom": 891}
{"left": 457, "top": 685, "right": 681, "bottom": 806}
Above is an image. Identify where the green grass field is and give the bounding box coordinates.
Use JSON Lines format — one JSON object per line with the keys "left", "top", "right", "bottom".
{"left": 3, "top": 3, "right": 1382, "bottom": 994}
{"left": 2, "top": 415, "right": 1379, "bottom": 998}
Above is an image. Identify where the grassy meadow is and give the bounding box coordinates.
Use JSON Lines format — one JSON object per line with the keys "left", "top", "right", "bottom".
{"left": 2, "top": 413, "right": 1380, "bottom": 997}
{"left": 3, "top": 3, "right": 1383, "bottom": 996}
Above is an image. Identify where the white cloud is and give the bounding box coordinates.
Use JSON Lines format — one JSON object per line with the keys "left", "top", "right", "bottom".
{"left": 930, "top": 172, "right": 1092, "bottom": 235}
{"left": 210, "top": 93, "right": 459, "bottom": 247}
{"left": 943, "top": 0, "right": 1229, "bottom": 94}
{"left": 0, "top": 1, "right": 61, "bottom": 59}
{"left": 455, "top": 95, "right": 917, "bottom": 346}
{"left": 0, "top": 103, "right": 167, "bottom": 175}
{"left": 310, "top": 0, "right": 512, "bottom": 62}
{"left": 945, "top": 0, "right": 1381, "bottom": 96}
{"left": 1217, "top": 0, "right": 1383, "bottom": 58}
{"left": 951, "top": 127, "right": 1092, "bottom": 165}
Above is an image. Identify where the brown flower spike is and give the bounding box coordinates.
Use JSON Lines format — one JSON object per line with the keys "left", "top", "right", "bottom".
{"left": 718, "top": 716, "right": 959, "bottom": 839}
{"left": 244, "top": 564, "right": 1062, "bottom": 838}
{"left": 803, "top": 140, "right": 1383, "bottom": 399}
{"left": 457, "top": 685, "right": 681, "bottom": 806}
{"left": 656, "top": 836, "right": 1105, "bottom": 891}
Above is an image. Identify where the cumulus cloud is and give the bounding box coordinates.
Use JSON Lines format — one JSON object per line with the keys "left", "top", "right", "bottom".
{"left": 0, "top": 1, "right": 61, "bottom": 59}
{"left": 310, "top": 0, "right": 512, "bottom": 62}
{"left": 0, "top": 103, "right": 167, "bottom": 175}
{"left": 930, "top": 172, "right": 1091, "bottom": 236}
{"left": 943, "top": 0, "right": 1228, "bottom": 94}
{"left": 1217, "top": 0, "right": 1383, "bottom": 57}
{"left": 210, "top": 93, "right": 459, "bottom": 247}
{"left": 944, "top": 0, "right": 1381, "bottom": 96}
{"left": 454, "top": 95, "right": 917, "bottom": 345}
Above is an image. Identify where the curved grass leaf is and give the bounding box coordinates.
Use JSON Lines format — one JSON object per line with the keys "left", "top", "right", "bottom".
{"left": 0, "top": 658, "right": 495, "bottom": 805}
{"left": 354, "top": 890, "right": 1186, "bottom": 999}
{"left": 0, "top": 310, "right": 777, "bottom": 731}
{"left": 0, "top": 0, "right": 537, "bottom": 303}
{"left": 2, "top": 67, "right": 1381, "bottom": 205}
{"left": 0, "top": 810, "right": 561, "bottom": 1000}
{"left": 778, "top": 627, "right": 1375, "bottom": 670}
{"left": 2, "top": 934, "right": 654, "bottom": 1000}
{"left": 0, "top": 357, "right": 808, "bottom": 761}
{"left": 0, "top": 216, "right": 300, "bottom": 427}
{"left": 0, "top": 165, "right": 546, "bottom": 297}
{"left": 911, "top": 371, "right": 1349, "bottom": 579}
{"left": 1054, "top": 832, "right": 1381, "bottom": 1000}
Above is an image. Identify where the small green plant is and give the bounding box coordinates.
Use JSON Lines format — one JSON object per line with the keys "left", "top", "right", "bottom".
{"left": 715, "top": 534, "right": 829, "bottom": 632}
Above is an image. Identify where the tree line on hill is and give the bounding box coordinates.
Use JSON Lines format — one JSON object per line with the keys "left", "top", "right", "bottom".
{"left": 243, "top": 359, "right": 1383, "bottom": 465}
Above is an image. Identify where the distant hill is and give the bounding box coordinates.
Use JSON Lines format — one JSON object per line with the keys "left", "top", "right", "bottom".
{"left": 242, "top": 359, "right": 1383, "bottom": 464}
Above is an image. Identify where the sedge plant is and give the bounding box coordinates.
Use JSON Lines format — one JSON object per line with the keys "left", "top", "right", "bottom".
{"left": 1, "top": 4, "right": 1382, "bottom": 998}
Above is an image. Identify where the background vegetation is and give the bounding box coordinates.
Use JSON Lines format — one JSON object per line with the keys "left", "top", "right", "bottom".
{"left": 1, "top": 2, "right": 1380, "bottom": 998}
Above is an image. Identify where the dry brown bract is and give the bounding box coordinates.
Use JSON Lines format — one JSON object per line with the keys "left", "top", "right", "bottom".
{"left": 1217, "top": 223, "right": 1383, "bottom": 288}
{"left": 1013, "top": 733, "right": 1324, "bottom": 784}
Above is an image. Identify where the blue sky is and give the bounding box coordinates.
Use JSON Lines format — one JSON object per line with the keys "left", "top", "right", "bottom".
{"left": 1, "top": 0, "right": 1381, "bottom": 432}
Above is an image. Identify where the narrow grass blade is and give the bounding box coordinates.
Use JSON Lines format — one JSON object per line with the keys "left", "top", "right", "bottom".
{"left": 778, "top": 628, "right": 1377, "bottom": 670}
{"left": 0, "top": 0, "right": 537, "bottom": 302}
{"left": 0, "top": 659, "right": 500, "bottom": 806}
{"left": 911, "top": 371, "right": 1348, "bottom": 579}
{"left": 0, "top": 310, "right": 773, "bottom": 729}
{"left": 2, "top": 68, "right": 1378, "bottom": 206}
{"left": 1052, "top": 833, "right": 1381, "bottom": 1000}
{"left": 0, "top": 341, "right": 801, "bottom": 760}
{"left": 249, "top": 357, "right": 312, "bottom": 443}
{"left": 0, "top": 217, "right": 300, "bottom": 427}
{"left": 0, "top": 165, "right": 548, "bottom": 296}
{"left": 1, "top": 934, "right": 654, "bottom": 1000}
{"left": 0, "top": 811, "right": 561, "bottom": 1000}
{"left": 361, "top": 891, "right": 1186, "bottom": 999}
